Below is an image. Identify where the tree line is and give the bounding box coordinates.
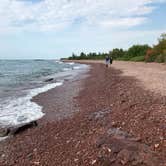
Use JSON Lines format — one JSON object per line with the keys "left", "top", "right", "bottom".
{"left": 66, "top": 33, "right": 166, "bottom": 63}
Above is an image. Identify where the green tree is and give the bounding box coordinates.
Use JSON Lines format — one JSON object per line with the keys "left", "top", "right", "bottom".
{"left": 125, "top": 45, "right": 150, "bottom": 60}
{"left": 80, "top": 52, "right": 87, "bottom": 59}
{"left": 154, "top": 33, "right": 166, "bottom": 54}
{"left": 110, "top": 48, "right": 125, "bottom": 59}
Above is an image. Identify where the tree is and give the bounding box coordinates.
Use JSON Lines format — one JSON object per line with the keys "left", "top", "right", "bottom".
{"left": 125, "top": 45, "right": 151, "bottom": 60}
{"left": 110, "top": 48, "right": 125, "bottom": 59}
{"left": 80, "top": 52, "right": 87, "bottom": 59}
{"left": 154, "top": 33, "right": 166, "bottom": 54}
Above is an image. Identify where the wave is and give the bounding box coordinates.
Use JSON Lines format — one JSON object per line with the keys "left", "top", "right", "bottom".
{"left": 66, "top": 62, "right": 75, "bottom": 65}
{"left": 0, "top": 82, "right": 63, "bottom": 127}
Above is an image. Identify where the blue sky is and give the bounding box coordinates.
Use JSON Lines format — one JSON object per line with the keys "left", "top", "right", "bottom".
{"left": 0, "top": 0, "right": 166, "bottom": 59}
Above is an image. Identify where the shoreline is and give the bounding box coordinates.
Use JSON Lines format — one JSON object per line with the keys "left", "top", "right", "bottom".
{"left": 0, "top": 62, "right": 165, "bottom": 165}
{"left": 0, "top": 63, "right": 89, "bottom": 137}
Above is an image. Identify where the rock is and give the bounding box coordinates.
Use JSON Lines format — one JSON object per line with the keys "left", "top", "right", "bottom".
{"left": 117, "top": 149, "right": 132, "bottom": 165}
{"left": 120, "top": 99, "right": 126, "bottom": 103}
{"left": 27, "top": 153, "right": 33, "bottom": 160}
{"left": 96, "top": 138, "right": 106, "bottom": 148}
{"left": 122, "top": 122, "right": 125, "bottom": 126}
{"left": 91, "top": 159, "right": 96, "bottom": 165}
{"left": 154, "top": 143, "right": 159, "bottom": 148}
{"left": 8, "top": 121, "right": 38, "bottom": 135}
{"left": 74, "top": 158, "right": 78, "bottom": 162}
{"left": 1, "top": 154, "right": 5, "bottom": 158}
{"left": 159, "top": 136, "right": 164, "bottom": 140}
{"left": 111, "top": 121, "right": 118, "bottom": 127}
{"left": 33, "top": 161, "right": 40, "bottom": 165}
{"left": 97, "top": 126, "right": 159, "bottom": 166}
{"left": 45, "top": 78, "right": 54, "bottom": 82}
{"left": 0, "top": 128, "right": 9, "bottom": 137}
{"left": 33, "top": 148, "right": 37, "bottom": 152}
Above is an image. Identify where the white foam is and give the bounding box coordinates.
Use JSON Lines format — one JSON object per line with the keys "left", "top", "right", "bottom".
{"left": 66, "top": 62, "right": 75, "bottom": 65}
{"left": 58, "top": 61, "right": 63, "bottom": 64}
{"left": 63, "top": 68, "right": 71, "bottom": 71}
{"left": 73, "top": 66, "right": 81, "bottom": 69}
{"left": 54, "top": 60, "right": 64, "bottom": 64}
{"left": 0, "top": 82, "right": 63, "bottom": 127}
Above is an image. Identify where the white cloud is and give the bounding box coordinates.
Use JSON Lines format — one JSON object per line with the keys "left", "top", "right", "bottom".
{"left": 0, "top": 0, "right": 165, "bottom": 32}
{"left": 99, "top": 17, "right": 147, "bottom": 28}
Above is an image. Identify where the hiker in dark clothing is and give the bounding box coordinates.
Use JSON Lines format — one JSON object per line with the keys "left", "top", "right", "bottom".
{"left": 105, "top": 56, "right": 110, "bottom": 67}
{"left": 110, "top": 56, "right": 113, "bottom": 64}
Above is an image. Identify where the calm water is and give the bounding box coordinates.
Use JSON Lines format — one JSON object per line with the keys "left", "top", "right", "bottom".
{"left": 0, "top": 60, "right": 87, "bottom": 128}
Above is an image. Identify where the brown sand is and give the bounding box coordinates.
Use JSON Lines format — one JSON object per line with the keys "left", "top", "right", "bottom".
{"left": 0, "top": 62, "right": 166, "bottom": 166}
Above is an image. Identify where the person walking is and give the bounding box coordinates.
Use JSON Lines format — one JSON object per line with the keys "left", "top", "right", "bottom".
{"left": 110, "top": 56, "right": 113, "bottom": 65}
{"left": 105, "top": 55, "right": 110, "bottom": 67}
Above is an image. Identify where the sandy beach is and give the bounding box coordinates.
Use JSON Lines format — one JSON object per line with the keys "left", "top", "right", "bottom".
{"left": 0, "top": 61, "right": 166, "bottom": 166}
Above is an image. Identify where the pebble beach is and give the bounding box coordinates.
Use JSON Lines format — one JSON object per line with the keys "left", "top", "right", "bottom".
{"left": 0, "top": 61, "right": 166, "bottom": 166}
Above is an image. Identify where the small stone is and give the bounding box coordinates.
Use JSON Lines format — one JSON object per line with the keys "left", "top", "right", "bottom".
{"left": 27, "top": 153, "right": 33, "bottom": 160}
{"left": 33, "top": 161, "right": 40, "bottom": 165}
{"left": 122, "top": 122, "right": 125, "bottom": 126}
{"left": 111, "top": 122, "right": 118, "bottom": 127}
{"left": 121, "top": 99, "right": 126, "bottom": 103}
{"left": 76, "top": 151, "right": 81, "bottom": 155}
{"left": 154, "top": 144, "right": 159, "bottom": 148}
{"left": 74, "top": 158, "right": 78, "bottom": 162}
{"left": 66, "top": 140, "right": 70, "bottom": 144}
{"left": 91, "top": 159, "right": 96, "bottom": 165}
{"left": 96, "top": 138, "right": 106, "bottom": 148}
{"left": 1, "top": 154, "right": 5, "bottom": 158}
{"left": 33, "top": 148, "right": 37, "bottom": 152}
{"left": 107, "top": 148, "right": 112, "bottom": 153}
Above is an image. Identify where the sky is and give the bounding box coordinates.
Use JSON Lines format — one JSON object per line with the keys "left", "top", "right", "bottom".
{"left": 0, "top": 0, "right": 166, "bottom": 59}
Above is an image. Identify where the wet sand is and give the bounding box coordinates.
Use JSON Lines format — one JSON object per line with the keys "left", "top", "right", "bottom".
{"left": 0, "top": 62, "right": 166, "bottom": 166}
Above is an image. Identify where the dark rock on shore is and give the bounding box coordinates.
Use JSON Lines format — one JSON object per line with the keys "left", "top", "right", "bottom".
{"left": 8, "top": 121, "right": 38, "bottom": 135}
{"left": 0, "top": 128, "right": 9, "bottom": 137}
{"left": 45, "top": 78, "right": 54, "bottom": 82}
{"left": 95, "top": 128, "right": 159, "bottom": 166}
{"left": 0, "top": 121, "right": 37, "bottom": 138}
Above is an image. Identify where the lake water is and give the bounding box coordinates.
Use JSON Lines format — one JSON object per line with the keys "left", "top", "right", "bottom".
{"left": 0, "top": 60, "right": 87, "bottom": 128}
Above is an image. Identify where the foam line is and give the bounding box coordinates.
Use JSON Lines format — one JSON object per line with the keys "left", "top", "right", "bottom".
{"left": 0, "top": 82, "right": 63, "bottom": 127}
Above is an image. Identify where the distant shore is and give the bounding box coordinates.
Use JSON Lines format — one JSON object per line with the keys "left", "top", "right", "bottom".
{"left": 0, "top": 62, "right": 165, "bottom": 165}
